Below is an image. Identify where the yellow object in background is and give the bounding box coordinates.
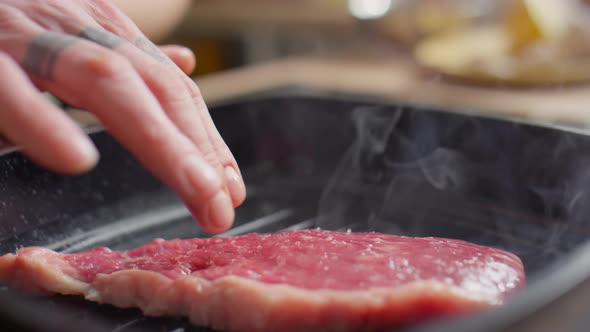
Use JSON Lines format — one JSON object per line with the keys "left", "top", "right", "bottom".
{"left": 415, "top": 3, "right": 466, "bottom": 36}
{"left": 504, "top": 0, "right": 573, "bottom": 53}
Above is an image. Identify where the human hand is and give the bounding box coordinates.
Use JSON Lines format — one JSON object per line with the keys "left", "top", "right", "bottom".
{"left": 158, "top": 45, "right": 197, "bottom": 76}
{"left": 0, "top": 0, "right": 246, "bottom": 233}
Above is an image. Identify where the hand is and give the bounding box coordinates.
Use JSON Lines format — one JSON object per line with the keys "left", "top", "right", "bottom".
{"left": 0, "top": 0, "right": 246, "bottom": 234}
{"left": 159, "top": 45, "right": 197, "bottom": 76}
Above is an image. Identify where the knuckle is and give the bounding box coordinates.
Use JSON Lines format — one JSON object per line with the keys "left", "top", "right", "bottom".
{"left": 0, "top": 5, "right": 29, "bottom": 31}
{"left": 139, "top": 123, "right": 170, "bottom": 148}
{"left": 83, "top": 50, "right": 130, "bottom": 80}
{"left": 88, "top": 0, "right": 112, "bottom": 8}
{"left": 28, "top": 0, "right": 56, "bottom": 12}
{"left": 148, "top": 64, "right": 182, "bottom": 87}
{"left": 86, "top": 0, "right": 137, "bottom": 36}
{"left": 147, "top": 65, "right": 190, "bottom": 105}
{"left": 86, "top": 0, "right": 120, "bottom": 16}
{"left": 183, "top": 76, "right": 202, "bottom": 100}
{"left": 210, "top": 137, "right": 235, "bottom": 166}
{"left": 28, "top": 0, "right": 75, "bottom": 19}
{"left": 0, "top": 4, "right": 21, "bottom": 19}
{"left": 213, "top": 138, "right": 233, "bottom": 158}
{"left": 30, "top": 0, "right": 63, "bottom": 8}
{"left": 25, "top": 0, "right": 86, "bottom": 33}
{"left": 200, "top": 149, "right": 222, "bottom": 169}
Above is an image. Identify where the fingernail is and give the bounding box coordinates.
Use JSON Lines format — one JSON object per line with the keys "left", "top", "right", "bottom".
{"left": 183, "top": 155, "right": 221, "bottom": 199}
{"left": 207, "top": 191, "right": 235, "bottom": 231}
{"left": 225, "top": 166, "right": 247, "bottom": 205}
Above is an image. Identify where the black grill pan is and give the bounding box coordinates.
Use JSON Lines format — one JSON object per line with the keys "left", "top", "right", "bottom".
{"left": 1, "top": 95, "right": 590, "bottom": 332}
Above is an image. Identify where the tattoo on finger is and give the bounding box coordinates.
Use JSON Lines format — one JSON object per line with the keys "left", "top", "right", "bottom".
{"left": 23, "top": 32, "right": 77, "bottom": 80}
{"left": 134, "top": 37, "right": 170, "bottom": 64}
{"left": 79, "top": 27, "right": 124, "bottom": 49}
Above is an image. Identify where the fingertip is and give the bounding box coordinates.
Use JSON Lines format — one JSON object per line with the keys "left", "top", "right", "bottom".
{"left": 23, "top": 133, "right": 100, "bottom": 175}
{"left": 177, "top": 47, "right": 196, "bottom": 66}
{"left": 68, "top": 134, "right": 100, "bottom": 174}
{"left": 188, "top": 190, "right": 235, "bottom": 234}
{"left": 159, "top": 45, "right": 196, "bottom": 75}
{"left": 224, "top": 166, "right": 247, "bottom": 207}
{"left": 176, "top": 48, "right": 196, "bottom": 75}
{"left": 206, "top": 191, "right": 235, "bottom": 233}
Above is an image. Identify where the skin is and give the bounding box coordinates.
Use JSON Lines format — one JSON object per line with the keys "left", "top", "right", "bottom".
{"left": 0, "top": 0, "right": 246, "bottom": 234}
{"left": 111, "top": 0, "right": 195, "bottom": 73}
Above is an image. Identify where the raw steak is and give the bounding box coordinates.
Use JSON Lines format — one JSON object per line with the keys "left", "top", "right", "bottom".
{"left": 0, "top": 229, "right": 525, "bottom": 332}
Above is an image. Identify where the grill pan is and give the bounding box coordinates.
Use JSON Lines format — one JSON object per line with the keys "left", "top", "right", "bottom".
{"left": 1, "top": 94, "right": 590, "bottom": 332}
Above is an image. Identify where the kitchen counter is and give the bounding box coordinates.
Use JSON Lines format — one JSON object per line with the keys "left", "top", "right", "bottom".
{"left": 178, "top": 0, "right": 356, "bottom": 32}
{"left": 197, "top": 53, "right": 590, "bottom": 130}
{"left": 63, "top": 53, "right": 590, "bottom": 133}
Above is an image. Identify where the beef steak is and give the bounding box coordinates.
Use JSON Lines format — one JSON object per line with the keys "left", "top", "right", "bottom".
{"left": 0, "top": 229, "right": 525, "bottom": 332}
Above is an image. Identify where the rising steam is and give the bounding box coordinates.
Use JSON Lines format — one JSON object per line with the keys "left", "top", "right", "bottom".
{"left": 315, "top": 103, "right": 590, "bottom": 275}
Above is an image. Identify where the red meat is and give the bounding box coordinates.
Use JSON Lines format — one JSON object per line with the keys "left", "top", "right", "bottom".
{"left": 0, "top": 229, "right": 525, "bottom": 332}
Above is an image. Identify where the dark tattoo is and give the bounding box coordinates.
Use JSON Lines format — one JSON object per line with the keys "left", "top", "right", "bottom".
{"left": 79, "top": 27, "right": 124, "bottom": 49}
{"left": 134, "top": 37, "right": 170, "bottom": 64}
{"left": 23, "top": 32, "right": 77, "bottom": 80}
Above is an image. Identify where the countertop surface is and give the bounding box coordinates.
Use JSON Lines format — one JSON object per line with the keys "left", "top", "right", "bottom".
{"left": 57, "top": 52, "right": 590, "bottom": 134}
{"left": 197, "top": 53, "right": 590, "bottom": 129}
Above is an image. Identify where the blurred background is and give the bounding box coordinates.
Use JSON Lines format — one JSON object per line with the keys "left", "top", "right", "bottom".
{"left": 125, "top": 0, "right": 590, "bottom": 127}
